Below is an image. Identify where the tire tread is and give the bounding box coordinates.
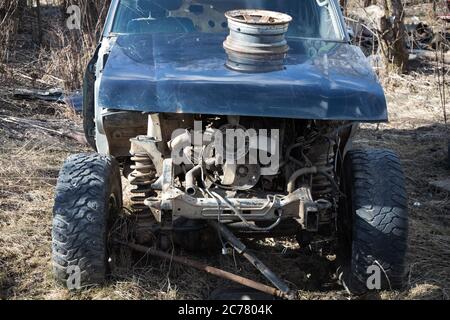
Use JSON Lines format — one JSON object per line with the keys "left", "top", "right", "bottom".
{"left": 52, "top": 153, "right": 121, "bottom": 287}
{"left": 342, "top": 149, "right": 409, "bottom": 293}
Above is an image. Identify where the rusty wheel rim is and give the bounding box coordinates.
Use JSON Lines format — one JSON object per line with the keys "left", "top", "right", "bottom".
{"left": 225, "top": 9, "right": 292, "bottom": 25}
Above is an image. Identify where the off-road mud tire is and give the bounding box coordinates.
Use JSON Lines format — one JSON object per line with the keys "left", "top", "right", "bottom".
{"left": 52, "top": 153, "right": 122, "bottom": 288}
{"left": 338, "top": 149, "right": 409, "bottom": 295}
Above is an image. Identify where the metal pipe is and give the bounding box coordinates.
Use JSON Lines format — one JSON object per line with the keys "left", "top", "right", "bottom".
{"left": 287, "top": 166, "right": 318, "bottom": 193}
{"left": 210, "top": 221, "right": 295, "bottom": 299}
{"left": 185, "top": 158, "right": 215, "bottom": 195}
{"left": 169, "top": 130, "right": 191, "bottom": 151}
{"left": 117, "top": 241, "right": 291, "bottom": 299}
{"left": 185, "top": 164, "right": 202, "bottom": 195}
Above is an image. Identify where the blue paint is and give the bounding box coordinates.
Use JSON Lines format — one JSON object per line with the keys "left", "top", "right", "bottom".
{"left": 98, "top": 33, "right": 387, "bottom": 122}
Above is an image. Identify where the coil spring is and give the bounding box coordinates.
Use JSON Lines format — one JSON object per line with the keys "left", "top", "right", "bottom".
{"left": 313, "top": 157, "right": 335, "bottom": 197}
{"left": 129, "top": 152, "right": 156, "bottom": 212}
{"left": 309, "top": 142, "right": 335, "bottom": 198}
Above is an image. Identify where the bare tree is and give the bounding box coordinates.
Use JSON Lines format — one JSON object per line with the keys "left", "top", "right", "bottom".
{"left": 0, "top": 0, "right": 22, "bottom": 61}
{"left": 379, "top": 0, "right": 408, "bottom": 74}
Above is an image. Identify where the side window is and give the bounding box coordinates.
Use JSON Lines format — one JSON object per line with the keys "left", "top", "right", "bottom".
{"left": 289, "top": 0, "right": 340, "bottom": 40}
{"left": 292, "top": 1, "right": 321, "bottom": 38}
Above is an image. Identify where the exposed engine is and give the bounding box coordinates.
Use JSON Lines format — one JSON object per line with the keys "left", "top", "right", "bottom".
{"left": 124, "top": 113, "right": 348, "bottom": 242}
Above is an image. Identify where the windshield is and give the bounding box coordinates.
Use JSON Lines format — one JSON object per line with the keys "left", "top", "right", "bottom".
{"left": 111, "top": 0, "right": 344, "bottom": 40}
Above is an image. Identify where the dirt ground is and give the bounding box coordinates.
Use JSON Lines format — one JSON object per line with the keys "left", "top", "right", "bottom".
{"left": 0, "top": 54, "right": 449, "bottom": 300}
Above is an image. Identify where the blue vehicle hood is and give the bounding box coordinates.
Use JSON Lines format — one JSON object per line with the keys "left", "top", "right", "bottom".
{"left": 98, "top": 33, "right": 387, "bottom": 121}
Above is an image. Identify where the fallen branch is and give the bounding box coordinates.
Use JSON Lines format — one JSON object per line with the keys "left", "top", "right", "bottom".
{"left": 0, "top": 116, "right": 88, "bottom": 145}
{"left": 118, "top": 241, "right": 292, "bottom": 300}
{"left": 12, "top": 70, "right": 52, "bottom": 86}
{"left": 11, "top": 87, "right": 83, "bottom": 112}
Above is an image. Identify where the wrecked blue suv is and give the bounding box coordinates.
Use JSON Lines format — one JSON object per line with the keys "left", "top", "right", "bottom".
{"left": 53, "top": 0, "right": 409, "bottom": 297}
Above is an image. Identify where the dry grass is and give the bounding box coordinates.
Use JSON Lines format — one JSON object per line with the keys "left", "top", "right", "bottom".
{"left": 1, "top": 0, "right": 109, "bottom": 91}
{"left": 42, "top": 29, "right": 96, "bottom": 91}
{"left": 44, "top": 0, "right": 111, "bottom": 91}
{"left": 0, "top": 121, "right": 85, "bottom": 299}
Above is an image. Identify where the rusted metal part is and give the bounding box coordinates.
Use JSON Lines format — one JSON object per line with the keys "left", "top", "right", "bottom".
{"left": 118, "top": 241, "right": 292, "bottom": 300}
{"left": 287, "top": 167, "right": 318, "bottom": 194}
{"left": 210, "top": 221, "right": 295, "bottom": 299}
{"left": 157, "top": 187, "right": 313, "bottom": 224}
{"left": 129, "top": 151, "right": 156, "bottom": 212}
{"left": 129, "top": 135, "right": 164, "bottom": 217}
{"left": 185, "top": 164, "right": 203, "bottom": 196}
{"left": 130, "top": 135, "right": 164, "bottom": 176}
{"left": 223, "top": 9, "right": 292, "bottom": 72}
